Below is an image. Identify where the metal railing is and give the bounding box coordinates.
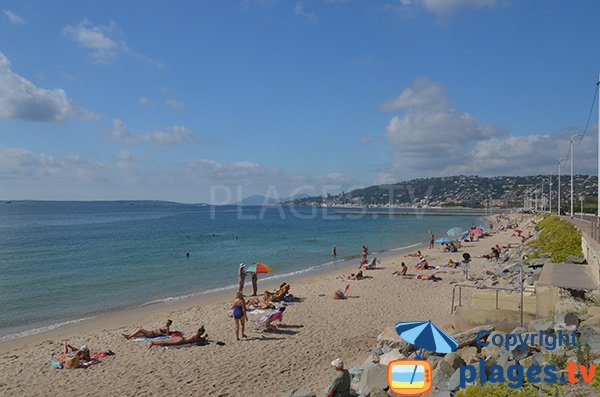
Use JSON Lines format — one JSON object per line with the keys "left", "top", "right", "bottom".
{"left": 451, "top": 273, "right": 524, "bottom": 326}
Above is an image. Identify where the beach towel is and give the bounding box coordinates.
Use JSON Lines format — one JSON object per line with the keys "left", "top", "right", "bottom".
{"left": 132, "top": 333, "right": 181, "bottom": 342}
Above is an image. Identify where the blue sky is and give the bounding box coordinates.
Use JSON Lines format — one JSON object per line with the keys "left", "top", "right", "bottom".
{"left": 1, "top": 0, "right": 599, "bottom": 203}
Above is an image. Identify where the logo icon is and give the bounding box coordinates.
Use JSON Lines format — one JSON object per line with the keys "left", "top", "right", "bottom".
{"left": 387, "top": 359, "right": 432, "bottom": 396}
{"left": 387, "top": 321, "right": 458, "bottom": 396}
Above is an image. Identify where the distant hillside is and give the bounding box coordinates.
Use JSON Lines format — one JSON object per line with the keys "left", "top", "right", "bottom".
{"left": 285, "top": 175, "right": 598, "bottom": 208}
{"left": 238, "top": 193, "right": 311, "bottom": 206}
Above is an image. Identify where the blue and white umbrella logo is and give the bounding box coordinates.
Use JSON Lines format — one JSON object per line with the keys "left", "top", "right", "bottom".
{"left": 395, "top": 320, "right": 458, "bottom": 355}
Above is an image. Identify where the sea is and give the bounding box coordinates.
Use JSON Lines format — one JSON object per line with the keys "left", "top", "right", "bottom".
{"left": 0, "top": 201, "right": 488, "bottom": 341}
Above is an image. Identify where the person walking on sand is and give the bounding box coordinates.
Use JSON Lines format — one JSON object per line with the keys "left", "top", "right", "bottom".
{"left": 232, "top": 291, "right": 248, "bottom": 341}
{"left": 238, "top": 263, "right": 246, "bottom": 293}
{"left": 251, "top": 271, "right": 258, "bottom": 296}
{"left": 332, "top": 245, "right": 337, "bottom": 257}
{"left": 326, "top": 358, "right": 351, "bottom": 397}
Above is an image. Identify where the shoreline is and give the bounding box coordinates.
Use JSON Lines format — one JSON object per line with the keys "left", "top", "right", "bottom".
{"left": 0, "top": 214, "right": 532, "bottom": 396}
{"left": 0, "top": 239, "right": 430, "bottom": 352}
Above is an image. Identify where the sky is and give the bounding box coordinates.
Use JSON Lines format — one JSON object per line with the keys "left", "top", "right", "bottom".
{"left": 1, "top": 0, "right": 600, "bottom": 203}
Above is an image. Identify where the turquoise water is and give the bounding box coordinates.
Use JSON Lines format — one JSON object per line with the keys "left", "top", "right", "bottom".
{"left": 0, "top": 201, "right": 484, "bottom": 340}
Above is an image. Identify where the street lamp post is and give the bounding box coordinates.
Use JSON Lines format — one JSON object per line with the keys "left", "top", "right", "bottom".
{"left": 549, "top": 180, "right": 552, "bottom": 214}
{"left": 558, "top": 158, "right": 564, "bottom": 216}
{"left": 570, "top": 133, "right": 583, "bottom": 219}
{"left": 580, "top": 195, "right": 584, "bottom": 219}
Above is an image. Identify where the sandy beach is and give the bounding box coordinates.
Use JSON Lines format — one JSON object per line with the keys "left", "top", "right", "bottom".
{"left": 0, "top": 215, "right": 534, "bottom": 397}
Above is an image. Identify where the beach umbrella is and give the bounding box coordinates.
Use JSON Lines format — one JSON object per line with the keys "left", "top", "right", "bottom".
{"left": 395, "top": 321, "right": 458, "bottom": 354}
{"left": 447, "top": 227, "right": 463, "bottom": 237}
{"left": 435, "top": 237, "right": 452, "bottom": 243}
{"left": 245, "top": 263, "right": 273, "bottom": 274}
{"left": 472, "top": 228, "right": 484, "bottom": 234}
{"left": 461, "top": 232, "right": 469, "bottom": 240}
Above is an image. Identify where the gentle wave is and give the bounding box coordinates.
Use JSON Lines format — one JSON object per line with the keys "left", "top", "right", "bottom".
{"left": 0, "top": 316, "right": 96, "bottom": 343}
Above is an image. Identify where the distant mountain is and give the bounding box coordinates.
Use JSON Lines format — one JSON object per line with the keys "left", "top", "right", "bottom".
{"left": 284, "top": 175, "right": 599, "bottom": 208}
{"left": 238, "top": 193, "right": 312, "bottom": 206}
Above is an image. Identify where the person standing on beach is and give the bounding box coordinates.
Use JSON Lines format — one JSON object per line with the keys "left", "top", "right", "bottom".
{"left": 332, "top": 245, "right": 337, "bottom": 257}
{"left": 326, "top": 358, "right": 351, "bottom": 397}
{"left": 251, "top": 271, "right": 258, "bottom": 296}
{"left": 238, "top": 263, "right": 246, "bottom": 293}
{"left": 232, "top": 291, "right": 248, "bottom": 341}
{"left": 460, "top": 253, "right": 471, "bottom": 280}
{"left": 429, "top": 232, "right": 435, "bottom": 249}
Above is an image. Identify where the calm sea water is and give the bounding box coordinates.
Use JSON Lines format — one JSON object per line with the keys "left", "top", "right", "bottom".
{"left": 0, "top": 201, "right": 485, "bottom": 340}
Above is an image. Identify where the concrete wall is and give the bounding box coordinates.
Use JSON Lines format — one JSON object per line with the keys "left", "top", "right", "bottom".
{"left": 582, "top": 233, "right": 600, "bottom": 287}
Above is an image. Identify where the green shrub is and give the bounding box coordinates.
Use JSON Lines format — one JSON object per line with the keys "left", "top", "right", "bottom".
{"left": 527, "top": 216, "right": 582, "bottom": 262}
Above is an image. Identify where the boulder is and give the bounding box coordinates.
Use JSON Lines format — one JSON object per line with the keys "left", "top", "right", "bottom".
{"left": 456, "top": 346, "right": 478, "bottom": 364}
{"left": 377, "top": 326, "right": 408, "bottom": 350}
{"left": 588, "top": 307, "right": 600, "bottom": 317}
{"left": 431, "top": 360, "right": 454, "bottom": 391}
{"left": 447, "top": 364, "right": 481, "bottom": 391}
{"left": 379, "top": 350, "right": 403, "bottom": 366}
{"left": 539, "top": 253, "right": 552, "bottom": 258}
{"left": 555, "top": 312, "right": 580, "bottom": 328}
{"left": 528, "top": 319, "right": 554, "bottom": 333}
{"left": 431, "top": 392, "right": 454, "bottom": 397}
{"left": 443, "top": 352, "right": 464, "bottom": 369}
{"left": 359, "top": 365, "right": 388, "bottom": 396}
{"left": 368, "top": 389, "right": 388, "bottom": 397}
{"left": 565, "top": 255, "right": 586, "bottom": 264}
{"left": 427, "top": 355, "right": 443, "bottom": 370}
{"left": 452, "top": 325, "right": 495, "bottom": 348}
{"left": 281, "top": 389, "right": 316, "bottom": 397}
{"left": 481, "top": 331, "right": 506, "bottom": 359}
{"left": 349, "top": 363, "right": 374, "bottom": 380}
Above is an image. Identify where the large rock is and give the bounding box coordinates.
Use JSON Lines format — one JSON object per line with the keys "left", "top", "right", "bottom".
{"left": 528, "top": 319, "right": 554, "bottom": 333}
{"left": 588, "top": 307, "right": 600, "bottom": 317}
{"left": 281, "top": 389, "right": 316, "bottom": 397}
{"left": 565, "top": 255, "right": 586, "bottom": 264}
{"left": 359, "top": 365, "right": 388, "bottom": 396}
{"left": 377, "top": 326, "right": 408, "bottom": 350}
{"left": 447, "top": 364, "right": 482, "bottom": 391}
{"left": 379, "top": 350, "right": 403, "bottom": 366}
{"left": 368, "top": 389, "right": 388, "bottom": 397}
{"left": 431, "top": 360, "right": 454, "bottom": 391}
{"left": 452, "top": 325, "right": 495, "bottom": 348}
{"left": 555, "top": 312, "right": 580, "bottom": 328}
{"left": 349, "top": 363, "right": 374, "bottom": 381}
{"left": 443, "top": 352, "right": 464, "bottom": 369}
{"left": 427, "top": 355, "right": 443, "bottom": 370}
{"left": 456, "top": 346, "right": 479, "bottom": 364}
{"left": 481, "top": 331, "right": 506, "bottom": 359}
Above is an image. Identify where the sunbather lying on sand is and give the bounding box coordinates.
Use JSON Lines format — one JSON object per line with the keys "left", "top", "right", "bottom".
{"left": 405, "top": 250, "right": 422, "bottom": 257}
{"left": 333, "top": 285, "right": 350, "bottom": 300}
{"left": 337, "top": 270, "right": 364, "bottom": 280}
{"left": 246, "top": 295, "right": 275, "bottom": 310}
{"left": 63, "top": 343, "right": 91, "bottom": 361}
{"left": 400, "top": 274, "right": 442, "bottom": 281}
{"left": 148, "top": 326, "right": 207, "bottom": 348}
{"left": 123, "top": 319, "right": 172, "bottom": 339}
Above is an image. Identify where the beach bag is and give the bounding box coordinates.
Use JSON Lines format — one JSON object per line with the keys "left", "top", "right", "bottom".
{"left": 64, "top": 355, "right": 80, "bottom": 369}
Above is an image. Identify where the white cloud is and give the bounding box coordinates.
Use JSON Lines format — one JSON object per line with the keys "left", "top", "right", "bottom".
{"left": 0, "top": 51, "right": 98, "bottom": 122}
{"left": 295, "top": 1, "right": 318, "bottom": 23}
{"left": 107, "top": 118, "right": 212, "bottom": 146}
{"left": 0, "top": 144, "right": 360, "bottom": 202}
{"left": 379, "top": 78, "right": 596, "bottom": 183}
{"left": 62, "top": 20, "right": 163, "bottom": 67}
{"left": 389, "top": 0, "right": 500, "bottom": 19}
{"left": 422, "top": 0, "right": 498, "bottom": 17}
{"left": 3, "top": 10, "right": 25, "bottom": 25}
{"left": 138, "top": 96, "right": 155, "bottom": 107}
{"left": 62, "top": 20, "right": 120, "bottom": 63}
{"left": 359, "top": 136, "right": 374, "bottom": 145}
{"left": 165, "top": 98, "right": 184, "bottom": 110}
